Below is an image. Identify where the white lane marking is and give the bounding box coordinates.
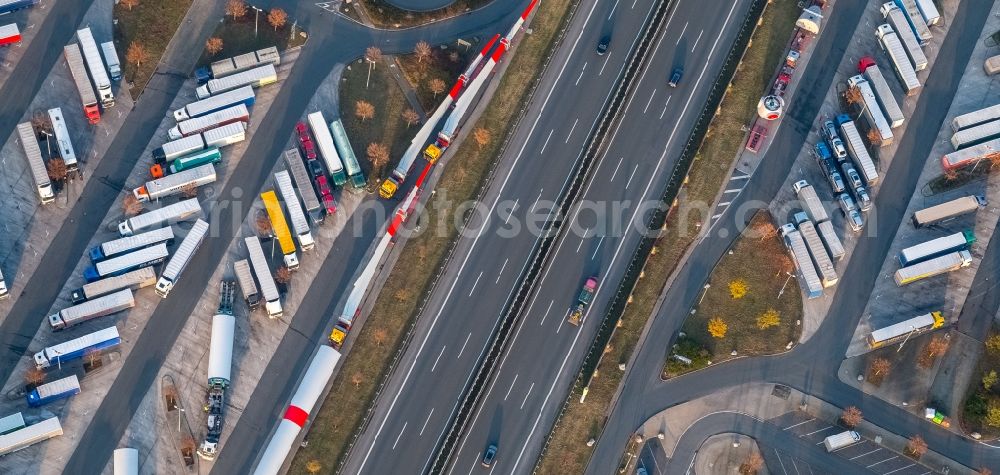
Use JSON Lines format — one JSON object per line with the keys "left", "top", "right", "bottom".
{"left": 608, "top": 0, "right": 620, "bottom": 19}
{"left": 509, "top": 2, "right": 743, "bottom": 471}
{"left": 591, "top": 236, "right": 605, "bottom": 260}
{"left": 530, "top": 189, "right": 543, "bottom": 212}
{"left": 520, "top": 382, "right": 535, "bottom": 409}
{"left": 783, "top": 418, "right": 815, "bottom": 430}
{"left": 359, "top": 0, "right": 606, "bottom": 470}
{"left": 538, "top": 299, "right": 555, "bottom": 326}
{"left": 496, "top": 258, "right": 509, "bottom": 283}
{"left": 850, "top": 448, "right": 882, "bottom": 460}
{"left": 575, "top": 62, "right": 588, "bottom": 85}
{"left": 676, "top": 21, "right": 688, "bottom": 44}
{"left": 730, "top": 174, "right": 750, "bottom": 180}
{"left": 467, "top": 452, "right": 481, "bottom": 475}
{"left": 609, "top": 156, "right": 624, "bottom": 181}
{"left": 599, "top": 52, "right": 612, "bottom": 76}
{"left": 575, "top": 230, "right": 589, "bottom": 252}
{"left": 540, "top": 129, "right": 554, "bottom": 154}
{"left": 723, "top": 188, "right": 740, "bottom": 193}
{"left": 632, "top": 0, "right": 638, "bottom": 7}
{"left": 504, "top": 374, "right": 519, "bottom": 401}
{"left": 392, "top": 422, "right": 408, "bottom": 450}
{"left": 504, "top": 199, "right": 519, "bottom": 224}
{"left": 624, "top": 164, "right": 639, "bottom": 189}
{"left": 802, "top": 425, "right": 833, "bottom": 436}
{"left": 431, "top": 346, "right": 446, "bottom": 372}
{"left": 711, "top": 213, "right": 723, "bottom": 220}
{"left": 555, "top": 319, "right": 564, "bottom": 334}
{"left": 717, "top": 201, "right": 730, "bottom": 207}
{"left": 565, "top": 118, "right": 579, "bottom": 143}
{"left": 691, "top": 29, "right": 704, "bottom": 52}
{"left": 468, "top": 271, "right": 483, "bottom": 296}
{"left": 457, "top": 332, "right": 472, "bottom": 358}
{"left": 642, "top": 88, "right": 657, "bottom": 114}
{"left": 659, "top": 95, "right": 672, "bottom": 119}
{"left": 866, "top": 456, "right": 898, "bottom": 468}
{"left": 881, "top": 463, "right": 914, "bottom": 475}
{"left": 419, "top": 408, "right": 435, "bottom": 436}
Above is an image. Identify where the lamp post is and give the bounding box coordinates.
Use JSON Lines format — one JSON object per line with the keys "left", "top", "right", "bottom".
{"left": 251, "top": 6, "right": 263, "bottom": 39}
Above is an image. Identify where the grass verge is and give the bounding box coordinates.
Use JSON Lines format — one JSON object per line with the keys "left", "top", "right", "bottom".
{"left": 534, "top": 0, "right": 802, "bottom": 472}
{"left": 195, "top": 15, "right": 307, "bottom": 68}
{"left": 926, "top": 161, "right": 996, "bottom": 195}
{"left": 962, "top": 325, "right": 1000, "bottom": 438}
{"left": 351, "top": 0, "right": 492, "bottom": 29}
{"left": 397, "top": 42, "right": 475, "bottom": 113}
{"left": 113, "top": 0, "right": 194, "bottom": 99}
{"left": 288, "top": 0, "right": 576, "bottom": 472}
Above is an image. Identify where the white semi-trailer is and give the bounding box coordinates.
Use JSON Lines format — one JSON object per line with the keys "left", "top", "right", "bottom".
{"left": 155, "top": 219, "right": 210, "bottom": 297}
{"left": 70, "top": 267, "right": 156, "bottom": 304}
{"left": 780, "top": 224, "right": 823, "bottom": 299}
{"left": 898, "top": 230, "right": 975, "bottom": 267}
{"left": 282, "top": 148, "right": 323, "bottom": 224}
{"left": 83, "top": 243, "right": 169, "bottom": 282}
{"left": 245, "top": 236, "right": 282, "bottom": 318}
{"left": 196, "top": 64, "right": 277, "bottom": 99}
{"left": 875, "top": 24, "right": 921, "bottom": 96}
{"left": 951, "top": 104, "right": 1000, "bottom": 132}
{"left": 817, "top": 220, "right": 845, "bottom": 261}
{"left": 846, "top": 75, "right": 894, "bottom": 146}
{"left": 951, "top": 120, "right": 1000, "bottom": 150}
{"left": 308, "top": 111, "right": 346, "bottom": 186}
{"left": 895, "top": 250, "right": 972, "bottom": 286}
{"left": 912, "top": 195, "right": 986, "bottom": 227}
{"left": 76, "top": 27, "right": 114, "bottom": 107}
{"left": 119, "top": 198, "right": 201, "bottom": 236}
{"left": 35, "top": 326, "right": 121, "bottom": 369}
{"left": 48, "top": 289, "right": 134, "bottom": 331}
{"left": 274, "top": 171, "right": 315, "bottom": 251}
{"left": 0, "top": 417, "right": 62, "bottom": 456}
{"left": 795, "top": 213, "right": 838, "bottom": 288}
{"left": 90, "top": 226, "right": 174, "bottom": 262}
{"left": 132, "top": 163, "right": 217, "bottom": 202}
{"left": 792, "top": 180, "right": 829, "bottom": 223}
{"left": 859, "top": 58, "right": 904, "bottom": 129}
{"left": 880, "top": 3, "right": 927, "bottom": 71}
{"left": 168, "top": 104, "right": 249, "bottom": 140}
{"left": 174, "top": 86, "right": 256, "bottom": 122}
{"left": 233, "top": 259, "right": 260, "bottom": 309}
{"left": 16, "top": 122, "right": 53, "bottom": 203}
{"left": 836, "top": 115, "right": 879, "bottom": 185}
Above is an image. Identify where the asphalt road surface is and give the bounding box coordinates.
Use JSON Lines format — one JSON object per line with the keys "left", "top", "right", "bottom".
{"left": 385, "top": 0, "right": 458, "bottom": 12}
{"left": 587, "top": 0, "right": 1000, "bottom": 472}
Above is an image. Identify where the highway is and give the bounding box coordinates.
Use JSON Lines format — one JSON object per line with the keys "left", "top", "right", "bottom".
{"left": 586, "top": 0, "right": 1000, "bottom": 472}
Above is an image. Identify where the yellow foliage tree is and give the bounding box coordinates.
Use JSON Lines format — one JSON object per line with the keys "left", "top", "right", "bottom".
{"left": 756, "top": 309, "right": 780, "bottom": 330}
{"left": 987, "top": 404, "right": 1000, "bottom": 428}
{"left": 707, "top": 318, "right": 728, "bottom": 339}
{"left": 729, "top": 279, "right": 748, "bottom": 299}
{"left": 986, "top": 334, "right": 1000, "bottom": 354}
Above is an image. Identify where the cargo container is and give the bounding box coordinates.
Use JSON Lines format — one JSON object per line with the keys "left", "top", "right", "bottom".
{"left": 114, "top": 448, "right": 139, "bottom": 475}
{"left": 34, "top": 326, "right": 120, "bottom": 369}
{"left": 817, "top": 220, "right": 845, "bottom": 261}
{"left": 913, "top": 0, "right": 940, "bottom": 25}
{"left": 859, "top": 58, "right": 904, "bottom": 129}
{"left": 0, "top": 23, "right": 20, "bottom": 46}
{"left": 155, "top": 219, "right": 209, "bottom": 297}
{"left": 168, "top": 104, "right": 249, "bottom": 140}
{"left": 16, "top": 122, "right": 53, "bottom": 203}
{"left": 282, "top": 148, "right": 323, "bottom": 224}
{"left": 77, "top": 28, "right": 114, "bottom": 107}
{"left": 780, "top": 224, "right": 823, "bottom": 299}
{"left": 941, "top": 137, "right": 1000, "bottom": 171}
{"left": 0, "top": 413, "right": 25, "bottom": 435}
{"left": 90, "top": 226, "right": 174, "bottom": 262}
{"left": 308, "top": 111, "right": 346, "bottom": 186}
{"left": 912, "top": 195, "right": 986, "bottom": 227}
{"left": 70, "top": 267, "right": 156, "bottom": 304}
{"left": 0, "top": 0, "right": 39, "bottom": 15}
{"left": 153, "top": 135, "right": 206, "bottom": 164}
{"left": 329, "top": 119, "right": 366, "bottom": 188}
{"left": 274, "top": 171, "right": 314, "bottom": 251}
{"left": 792, "top": 180, "right": 829, "bottom": 223}
{"left": 868, "top": 311, "right": 944, "bottom": 347}
{"left": 48, "top": 289, "right": 134, "bottom": 330}
{"left": 899, "top": 230, "right": 975, "bottom": 267}
{"left": 261, "top": 190, "right": 299, "bottom": 269}
{"left": 26, "top": 375, "right": 80, "bottom": 407}
{"left": 951, "top": 120, "right": 1000, "bottom": 150}
{"left": 203, "top": 121, "right": 247, "bottom": 148}
{"left": 195, "top": 46, "right": 280, "bottom": 83}
{"left": 876, "top": 24, "right": 921, "bottom": 96}
{"left": 881, "top": 4, "right": 927, "bottom": 72}
{"left": 119, "top": 198, "right": 201, "bottom": 236}
{"left": 836, "top": 115, "right": 879, "bottom": 185}
{"left": 0, "top": 417, "right": 61, "bottom": 456}
{"left": 245, "top": 236, "right": 281, "bottom": 318}
{"left": 48, "top": 108, "right": 79, "bottom": 174}
{"left": 63, "top": 44, "right": 100, "bottom": 124}
{"left": 951, "top": 104, "right": 1000, "bottom": 132}
{"left": 83, "top": 243, "right": 169, "bottom": 282}
{"left": 894, "top": 0, "right": 932, "bottom": 43}
{"left": 174, "top": 86, "right": 256, "bottom": 122}
{"left": 166, "top": 148, "right": 222, "bottom": 176}
{"left": 133, "top": 163, "right": 216, "bottom": 202}
{"left": 846, "top": 75, "right": 894, "bottom": 146}
{"left": 100, "top": 41, "right": 121, "bottom": 81}
{"left": 233, "top": 259, "right": 260, "bottom": 309}
{"left": 795, "top": 213, "right": 837, "bottom": 287}
{"left": 823, "top": 431, "right": 861, "bottom": 452}
{"left": 196, "top": 64, "right": 277, "bottom": 99}
{"left": 895, "top": 250, "right": 972, "bottom": 285}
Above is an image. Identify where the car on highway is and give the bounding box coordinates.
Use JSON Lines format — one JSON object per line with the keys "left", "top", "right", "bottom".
{"left": 597, "top": 35, "right": 610, "bottom": 55}
{"left": 668, "top": 67, "right": 683, "bottom": 87}
{"left": 481, "top": 444, "right": 498, "bottom": 467}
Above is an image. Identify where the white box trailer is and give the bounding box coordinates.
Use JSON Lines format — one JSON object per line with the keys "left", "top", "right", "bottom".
{"left": 114, "top": 448, "right": 139, "bottom": 475}
{"left": 174, "top": 86, "right": 256, "bottom": 122}
{"left": 913, "top": 0, "right": 940, "bottom": 25}
{"left": 951, "top": 120, "right": 1000, "bottom": 150}
{"left": 206, "top": 46, "right": 280, "bottom": 80}
{"left": 63, "top": 44, "right": 100, "bottom": 124}
{"left": 119, "top": 198, "right": 201, "bottom": 236}
{"left": 244, "top": 236, "right": 281, "bottom": 318}
{"left": 952, "top": 104, "right": 1000, "bottom": 132}
{"left": 48, "top": 107, "right": 79, "bottom": 172}
{"left": 880, "top": 3, "right": 927, "bottom": 71}
{"left": 0, "top": 413, "right": 25, "bottom": 435}
{"left": 85, "top": 243, "right": 169, "bottom": 282}
{"left": 153, "top": 134, "right": 206, "bottom": 163}
{"left": 203, "top": 121, "right": 246, "bottom": 148}
{"left": 860, "top": 60, "right": 904, "bottom": 129}
{"left": 899, "top": 230, "right": 975, "bottom": 267}
{"left": 895, "top": 250, "right": 972, "bottom": 286}
{"left": 70, "top": 266, "right": 156, "bottom": 304}
{"left": 780, "top": 224, "right": 823, "bottom": 299}
{"left": 76, "top": 28, "right": 113, "bottom": 107}
{"left": 16, "top": 122, "right": 53, "bottom": 203}
{"left": 155, "top": 219, "right": 210, "bottom": 297}
{"left": 100, "top": 41, "right": 121, "bottom": 81}
{"left": 837, "top": 116, "right": 879, "bottom": 185}
{"left": 208, "top": 312, "right": 235, "bottom": 386}
{"left": 792, "top": 180, "right": 829, "bottom": 223}
{"left": 274, "top": 171, "right": 315, "bottom": 251}
{"left": 0, "top": 417, "right": 62, "bottom": 456}
{"left": 282, "top": 148, "right": 323, "bottom": 224}
{"left": 48, "top": 288, "right": 134, "bottom": 331}
{"left": 308, "top": 111, "right": 346, "bottom": 186}
{"left": 823, "top": 431, "right": 860, "bottom": 452}
{"left": 875, "top": 24, "right": 921, "bottom": 96}
{"left": 895, "top": 0, "right": 932, "bottom": 44}
{"left": 912, "top": 195, "right": 986, "bottom": 227}
{"left": 133, "top": 163, "right": 216, "bottom": 202}
{"left": 169, "top": 104, "right": 249, "bottom": 140}
{"left": 233, "top": 259, "right": 260, "bottom": 309}
{"left": 847, "top": 75, "right": 894, "bottom": 146}
{"left": 941, "top": 138, "right": 1000, "bottom": 172}
{"left": 196, "top": 64, "right": 277, "bottom": 99}
{"left": 90, "top": 226, "right": 174, "bottom": 261}
{"left": 817, "top": 220, "right": 845, "bottom": 261}
{"left": 795, "top": 214, "right": 838, "bottom": 287}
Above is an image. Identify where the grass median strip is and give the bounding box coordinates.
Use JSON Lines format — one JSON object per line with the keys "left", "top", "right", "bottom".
{"left": 113, "top": 0, "right": 193, "bottom": 99}
{"left": 289, "top": 0, "right": 575, "bottom": 472}
{"left": 535, "top": 0, "right": 802, "bottom": 472}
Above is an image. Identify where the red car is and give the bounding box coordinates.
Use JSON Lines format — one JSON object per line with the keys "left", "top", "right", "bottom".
{"left": 301, "top": 139, "right": 318, "bottom": 160}
{"left": 295, "top": 121, "right": 310, "bottom": 143}
{"left": 315, "top": 175, "right": 337, "bottom": 215}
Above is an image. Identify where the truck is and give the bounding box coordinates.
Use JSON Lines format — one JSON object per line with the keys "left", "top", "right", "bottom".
{"left": 899, "top": 230, "right": 975, "bottom": 267}
{"left": 195, "top": 46, "right": 280, "bottom": 83}
{"left": 817, "top": 220, "right": 845, "bottom": 261}
{"left": 875, "top": 24, "right": 921, "bottom": 96}
{"left": 329, "top": 119, "right": 366, "bottom": 188}
{"left": 83, "top": 243, "right": 169, "bottom": 282}
{"left": 951, "top": 103, "right": 1000, "bottom": 132}
{"left": 941, "top": 137, "right": 1000, "bottom": 172}
{"left": 48, "top": 108, "right": 80, "bottom": 175}
{"left": 48, "top": 289, "right": 134, "bottom": 331}
{"left": 0, "top": 0, "right": 39, "bottom": 15}
{"left": 168, "top": 104, "right": 249, "bottom": 140}
{"left": 89, "top": 226, "right": 174, "bottom": 262}
{"left": 261, "top": 190, "right": 299, "bottom": 269}
{"left": 823, "top": 431, "right": 861, "bottom": 452}
{"left": 794, "top": 213, "right": 837, "bottom": 288}
{"left": 274, "top": 171, "right": 315, "bottom": 251}
{"left": 0, "top": 417, "right": 62, "bottom": 456}
{"left": 951, "top": 120, "right": 1000, "bottom": 150}
{"left": 133, "top": 163, "right": 216, "bottom": 202}
{"left": 894, "top": 250, "right": 972, "bottom": 286}
{"left": 76, "top": 28, "right": 114, "bottom": 108}
{"left": 880, "top": 3, "right": 927, "bottom": 71}
{"left": 160, "top": 148, "right": 222, "bottom": 177}
{"left": 0, "top": 23, "right": 20, "bottom": 46}
{"left": 868, "top": 311, "right": 944, "bottom": 347}
{"left": 155, "top": 219, "right": 209, "bottom": 297}
{"left": 846, "top": 75, "right": 894, "bottom": 146}
{"left": 195, "top": 63, "right": 277, "bottom": 99}
{"left": 836, "top": 115, "right": 879, "bottom": 185}
{"left": 233, "top": 259, "right": 260, "bottom": 309}
{"left": 244, "top": 236, "right": 282, "bottom": 318}
{"left": 859, "top": 58, "right": 904, "bottom": 129}
{"left": 63, "top": 44, "right": 100, "bottom": 124}
{"left": 282, "top": 148, "right": 323, "bottom": 224}
{"left": 894, "top": 0, "right": 932, "bottom": 44}
{"left": 25, "top": 374, "right": 80, "bottom": 407}
{"left": 308, "top": 111, "right": 346, "bottom": 186}
{"left": 153, "top": 122, "right": 246, "bottom": 163}
{"left": 34, "top": 326, "right": 120, "bottom": 369}
{"left": 792, "top": 180, "right": 829, "bottom": 223}
{"left": 16, "top": 122, "right": 54, "bottom": 204}
{"left": 100, "top": 41, "right": 121, "bottom": 81}
{"left": 119, "top": 198, "right": 201, "bottom": 236}
{"left": 174, "top": 85, "right": 256, "bottom": 122}
{"left": 199, "top": 281, "right": 236, "bottom": 460}
{"left": 780, "top": 224, "right": 823, "bottom": 299}
{"left": 566, "top": 277, "right": 598, "bottom": 326}
{"left": 912, "top": 195, "right": 986, "bottom": 227}
{"left": 70, "top": 267, "right": 156, "bottom": 304}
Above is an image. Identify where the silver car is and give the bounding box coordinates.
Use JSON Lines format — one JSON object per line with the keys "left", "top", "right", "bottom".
{"left": 838, "top": 193, "right": 864, "bottom": 232}
{"left": 823, "top": 120, "right": 848, "bottom": 160}
{"left": 855, "top": 186, "right": 872, "bottom": 212}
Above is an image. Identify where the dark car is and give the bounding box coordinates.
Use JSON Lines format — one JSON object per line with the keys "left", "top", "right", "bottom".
{"left": 307, "top": 159, "right": 326, "bottom": 180}
{"left": 481, "top": 444, "right": 498, "bottom": 467}
{"left": 597, "top": 35, "right": 610, "bottom": 55}
{"left": 668, "top": 67, "right": 683, "bottom": 87}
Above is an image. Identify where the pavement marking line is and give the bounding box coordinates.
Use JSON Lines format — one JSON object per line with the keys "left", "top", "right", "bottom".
{"left": 504, "top": 199, "right": 519, "bottom": 224}
{"left": 520, "top": 382, "right": 535, "bottom": 409}
{"left": 599, "top": 52, "right": 612, "bottom": 76}
{"left": 608, "top": 0, "right": 620, "bottom": 19}
{"left": 632, "top": 0, "right": 638, "bottom": 8}
{"left": 773, "top": 449, "right": 790, "bottom": 475}
{"left": 711, "top": 213, "right": 723, "bottom": 219}
{"left": 782, "top": 418, "right": 815, "bottom": 430}
{"left": 468, "top": 271, "right": 484, "bottom": 297}
{"left": 504, "top": 374, "right": 519, "bottom": 401}
{"left": 540, "top": 129, "right": 554, "bottom": 154}
{"left": 802, "top": 425, "right": 833, "bottom": 436}
{"left": 882, "top": 465, "right": 914, "bottom": 475}
{"left": 565, "top": 117, "right": 580, "bottom": 143}
{"left": 591, "top": 235, "right": 605, "bottom": 259}
{"left": 717, "top": 201, "right": 730, "bottom": 207}
{"left": 539, "top": 299, "right": 555, "bottom": 326}
{"left": 575, "top": 62, "right": 588, "bottom": 85}
{"left": 610, "top": 156, "right": 624, "bottom": 181}
{"left": 642, "top": 88, "right": 657, "bottom": 113}
{"left": 419, "top": 408, "right": 435, "bottom": 436}
{"left": 555, "top": 319, "right": 564, "bottom": 334}
{"left": 496, "top": 258, "right": 509, "bottom": 283}
{"left": 849, "top": 448, "right": 882, "bottom": 459}
{"left": 431, "top": 346, "right": 447, "bottom": 372}
{"left": 457, "top": 332, "right": 472, "bottom": 359}
{"left": 530, "top": 188, "right": 544, "bottom": 212}
{"left": 789, "top": 458, "right": 801, "bottom": 475}
{"left": 392, "top": 422, "right": 408, "bottom": 450}
{"left": 624, "top": 164, "right": 639, "bottom": 189}
{"left": 576, "top": 230, "right": 589, "bottom": 252}
{"left": 723, "top": 188, "right": 740, "bottom": 193}
{"left": 730, "top": 174, "right": 750, "bottom": 180}
{"left": 658, "top": 95, "right": 672, "bottom": 119}
{"left": 866, "top": 456, "right": 898, "bottom": 468}
{"left": 677, "top": 21, "right": 688, "bottom": 44}
{"left": 467, "top": 452, "right": 481, "bottom": 475}
{"left": 691, "top": 29, "right": 703, "bottom": 52}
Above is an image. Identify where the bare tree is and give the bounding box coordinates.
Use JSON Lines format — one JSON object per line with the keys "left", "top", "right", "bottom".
{"left": 738, "top": 452, "right": 764, "bottom": 475}
{"left": 906, "top": 435, "right": 927, "bottom": 458}
{"left": 868, "top": 357, "right": 892, "bottom": 385}
{"left": 84, "top": 348, "right": 102, "bottom": 370}
{"left": 255, "top": 210, "right": 272, "bottom": 237}
{"left": 267, "top": 8, "right": 288, "bottom": 31}
{"left": 225, "top": 0, "right": 247, "bottom": 19}
{"left": 47, "top": 158, "right": 67, "bottom": 182}
{"left": 401, "top": 108, "right": 420, "bottom": 128}
{"left": 472, "top": 127, "right": 491, "bottom": 151}
{"left": 979, "top": 467, "right": 993, "bottom": 475}
{"left": 24, "top": 368, "right": 44, "bottom": 388}
{"left": 414, "top": 41, "right": 432, "bottom": 64}
{"left": 428, "top": 78, "right": 446, "bottom": 98}
{"left": 844, "top": 86, "right": 862, "bottom": 107}
{"left": 355, "top": 100, "right": 375, "bottom": 122}
{"left": 126, "top": 41, "right": 148, "bottom": 70}
{"left": 366, "top": 142, "right": 390, "bottom": 178}
{"left": 866, "top": 128, "right": 883, "bottom": 147}
{"left": 180, "top": 182, "right": 198, "bottom": 199}
{"left": 31, "top": 111, "right": 52, "bottom": 137}
{"left": 351, "top": 373, "right": 363, "bottom": 387}
{"left": 205, "top": 37, "right": 224, "bottom": 56}
{"left": 305, "top": 460, "right": 322, "bottom": 474}
{"left": 365, "top": 46, "right": 383, "bottom": 64}
{"left": 274, "top": 266, "right": 292, "bottom": 284}
{"left": 841, "top": 406, "right": 863, "bottom": 428}
{"left": 120, "top": 0, "right": 139, "bottom": 11}
{"left": 918, "top": 336, "right": 950, "bottom": 368}
{"left": 374, "top": 327, "right": 388, "bottom": 346}
{"left": 123, "top": 194, "right": 144, "bottom": 216}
